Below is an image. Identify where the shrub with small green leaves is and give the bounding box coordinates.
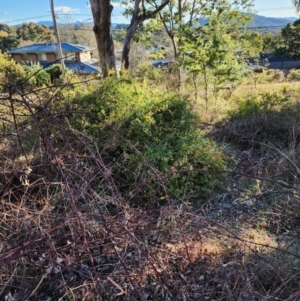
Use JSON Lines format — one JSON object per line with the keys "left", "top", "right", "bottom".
{"left": 24, "top": 63, "right": 50, "bottom": 86}
{"left": 0, "top": 52, "right": 27, "bottom": 90}
{"left": 46, "top": 64, "right": 62, "bottom": 83}
{"left": 66, "top": 77, "right": 225, "bottom": 202}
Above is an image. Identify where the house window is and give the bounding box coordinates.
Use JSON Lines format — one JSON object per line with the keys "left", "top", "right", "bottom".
{"left": 37, "top": 53, "right": 47, "bottom": 61}
{"left": 21, "top": 53, "right": 28, "bottom": 60}
{"left": 65, "top": 52, "right": 76, "bottom": 60}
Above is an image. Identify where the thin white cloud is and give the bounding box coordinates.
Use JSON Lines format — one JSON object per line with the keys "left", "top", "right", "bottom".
{"left": 0, "top": 12, "right": 8, "bottom": 16}
{"left": 54, "top": 6, "right": 80, "bottom": 14}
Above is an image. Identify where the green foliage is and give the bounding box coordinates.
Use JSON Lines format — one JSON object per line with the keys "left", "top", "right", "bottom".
{"left": 261, "top": 32, "right": 281, "bottom": 53}
{"left": 45, "top": 64, "right": 62, "bottom": 83}
{"left": 0, "top": 24, "right": 20, "bottom": 52}
{"left": 67, "top": 77, "right": 225, "bottom": 200}
{"left": 155, "top": 0, "right": 253, "bottom": 59}
{"left": 133, "top": 62, "right": 163, "bottom": 81}
{"left": 276, "top": 21, "right": 300, "bottom": 59}
{"left": 179, "top": 12, "right": 248, "bottom": 77}
{"left": 179, "top": 8, "right": 250, "bottom": 107}
{"left": 241, "top": 32, "right": 263, "bottom": 57}
{"left": 16, "top": 22, "right": 55, "bottom": 42}
{"left": 0, "top": 52, "right": 26, "bottom": 90}
{"left": 24, "top": 63, "right": 51, "bottom": 86}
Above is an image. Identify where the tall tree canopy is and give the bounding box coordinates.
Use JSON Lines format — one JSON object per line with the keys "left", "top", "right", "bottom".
{"left": 16, "top": 22, "right": 54, "bottom": 42}
{"left": 0, "top": 24, "right": 20, "bottom": 52}
{"left": 275, "top": 21, "right": 300, "bottom": 59}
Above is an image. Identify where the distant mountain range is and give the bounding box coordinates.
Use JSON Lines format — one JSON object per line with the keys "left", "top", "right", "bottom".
{"left": 36, "top": 19, "right": 119, "bottom": 28}
{"left": 248, "top": 15, "right": 297, "bottom": 30}
{"left": 199, "top": 14, "right": 298, "bottom": 33}
{"left": 34, "top": 14, "right": 297, "bottom": 32}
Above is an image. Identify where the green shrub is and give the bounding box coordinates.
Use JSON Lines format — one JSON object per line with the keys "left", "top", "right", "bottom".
{"left": 24, "top": 63, "right": 50, "bottom": 86}
{"left": 46, "top": 64, "right": 62, "bottom": 83}
{"left": 0, "top": 52, "right": 27, "bottom": 90}
{"left": 66, "top": 77, "right": 225, "bottom": 202}
{"left": 132, "top": 62, "right": 162, "bottom": 82}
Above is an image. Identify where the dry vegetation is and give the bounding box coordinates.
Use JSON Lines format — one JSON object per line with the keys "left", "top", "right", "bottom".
{"left": 1, "top": 68, "right": 300, "bottom": 301}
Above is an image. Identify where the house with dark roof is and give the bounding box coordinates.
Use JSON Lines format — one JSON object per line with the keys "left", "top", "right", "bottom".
{"left": 8, "top": 42, "right": 101, "bottom": 74}
{"left": 260, "top": 54, "right": 300, "bottom": 71}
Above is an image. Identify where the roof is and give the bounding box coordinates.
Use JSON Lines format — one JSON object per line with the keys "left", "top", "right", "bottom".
{"left": 65, "top": 61, "right": 101, "bottom": 74}
{"left": 38, "top": 61, "right": 101, "bottom": 74}
{"left": 151, "top": 59, "right": 171, "bottom": 68}
{"left": 246, "top": 65, "right": 266, "bottom": 70}
{"left": 259, "top": 53, "right": 300, "bottom": 70}
{"left": 260, "top": 53, "right": 294, "bottom": 63}
{"left": 8, "top": 42, "right": 94, "bottom": 54}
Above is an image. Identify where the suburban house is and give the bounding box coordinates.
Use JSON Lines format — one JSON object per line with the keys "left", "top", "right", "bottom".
{"left": 260, "top": 54, "right": 300, "bottom": 72}
{"left": 8, "top": 42, "right": 101, "bottom": 74}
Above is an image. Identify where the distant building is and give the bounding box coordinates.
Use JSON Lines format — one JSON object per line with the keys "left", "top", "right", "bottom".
{"left": 151, "top": 59, "right": 171, "bottom": 68}
{"left": 8, "top": 42, "right": 101, "bottom": 74}
{"left": 260, "top": 54, "right": 300, "bottom": 71}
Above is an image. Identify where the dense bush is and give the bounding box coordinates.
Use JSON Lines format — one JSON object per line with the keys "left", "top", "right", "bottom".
{"left": 46, "top": 64, "right": 62, "bottom": 83}
{"left": 65, "top": 77, "right": 225, "bottom": 202}
{"left": 24, "top": 63, "right": 51, "bottom": 86}
{"left": 0, "top": 52, "right": 26, "bottom": 90}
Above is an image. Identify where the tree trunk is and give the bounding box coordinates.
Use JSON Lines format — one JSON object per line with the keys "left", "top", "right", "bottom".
{"left": 122, "top": 20, "right": 140, "bottom": 69}
{"left": 89, "top": 0, "right": 116, "bottom": 77}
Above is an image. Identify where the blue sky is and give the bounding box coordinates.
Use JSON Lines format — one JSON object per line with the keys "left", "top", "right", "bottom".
{"left": 0, "top": 0, "right": 298, "bottom": 25}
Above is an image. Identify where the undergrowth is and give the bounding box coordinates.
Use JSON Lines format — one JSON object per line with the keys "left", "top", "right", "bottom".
{"left": 61, "top": 77, "right": 225, "bottom": 201}
{"left": 1, "top": 68, "right": 300, "bottom": 300}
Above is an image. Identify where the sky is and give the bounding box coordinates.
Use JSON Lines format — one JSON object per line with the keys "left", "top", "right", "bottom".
{"left": 0, "top": 0, "right": 298, "bottom": 25}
